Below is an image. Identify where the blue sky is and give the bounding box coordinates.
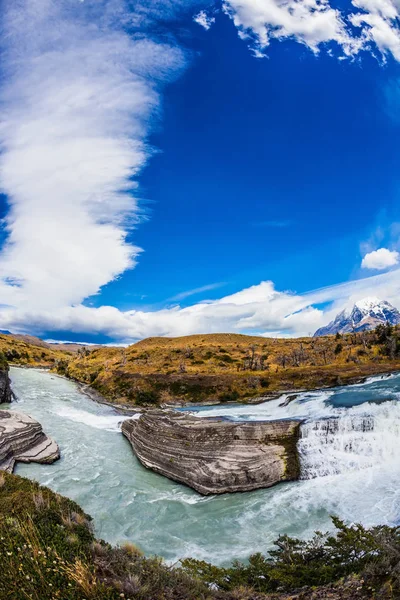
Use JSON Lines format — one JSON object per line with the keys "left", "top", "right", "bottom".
{"left": 0, "top": 0, "right": 400, "bottom": 342}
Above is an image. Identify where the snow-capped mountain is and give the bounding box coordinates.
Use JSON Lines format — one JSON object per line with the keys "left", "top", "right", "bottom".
{"left": 314, "top": 297, "right": 400, "bottom": 337}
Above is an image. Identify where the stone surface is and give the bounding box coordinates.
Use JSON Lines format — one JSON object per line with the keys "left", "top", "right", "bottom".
{"left": 0, "top": 368, "right": 12, "bottom": 404}
{"left": 0, "top": 410, "right": 60, "bottom": 472}
{"left": 122, "top": 410, "right": 301, "bottom": 495}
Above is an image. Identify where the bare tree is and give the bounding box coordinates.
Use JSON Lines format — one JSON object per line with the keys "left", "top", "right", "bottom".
{"left": 120, "top": 348, "right": 127, "bottom": 366}
{"left": 276, "top": 354, "right": 289, "bottom": 368}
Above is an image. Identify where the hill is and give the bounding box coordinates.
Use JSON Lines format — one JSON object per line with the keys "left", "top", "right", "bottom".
{"left": 0, "top": 333, "right": 74, "bottom": 368}
{"left": 1, "top": 326, "right": 400, "bottom": 406}
{"left": 54, "top": 326, "right": 400, "bottom": 406}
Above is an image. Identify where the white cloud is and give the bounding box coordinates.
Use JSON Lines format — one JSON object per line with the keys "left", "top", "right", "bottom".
{"left": 194, "top": 10, "right": 216, "bottom": 30}
{"left": 350, "top": 0, "right": 400, "bottom": 60}
{"left": 0, "top": 1, "right": 185, "bottom": 312}
{"left": 222, "top": 0, "right": 400, "bottom": 60}
{"left": 361, "top": 247, "right": 400, "bottom": 270}
{"left": 169, "top": 282, "right": 226, "bottom": 301}
{"left": 1, "top": 0, "right": 400, "bottom": 344}
{"left": 222, "top": 0, "right": 359, "bottom": 55}
{"left": 1, "top": 268, "right": 400, "bottom": 341}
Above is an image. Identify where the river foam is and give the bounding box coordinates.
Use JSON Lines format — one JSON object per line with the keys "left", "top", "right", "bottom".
{"left": 7, "top": 366, "right": 400, "bottom": 565}
{"left": 54, "top": 405, "right": 128, "bottom": 432}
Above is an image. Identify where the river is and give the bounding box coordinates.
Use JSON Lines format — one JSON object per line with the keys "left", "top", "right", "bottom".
{"left": 5, "top": 366, "right": 400, "bottom": 565}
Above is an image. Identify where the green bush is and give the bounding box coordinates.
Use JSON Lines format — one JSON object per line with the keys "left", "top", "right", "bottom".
{"left": 134, "top": 390, "right": 160, "bottom": 406}
{"left": 218, "top": 354, "right": 235, "bottom": 364}
{"left": 218, "top": 390, "right": 239, "bottom": 403}
{"left": 182, "top": 517, "right": 400, "bottom": 596}
{"left": 0, "top": 351, "right": 8, "bottom": 370}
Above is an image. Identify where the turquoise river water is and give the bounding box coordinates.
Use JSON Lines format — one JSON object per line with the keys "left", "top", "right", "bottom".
{"left": 4, "top": 366, "right": 400, "bottom": 565}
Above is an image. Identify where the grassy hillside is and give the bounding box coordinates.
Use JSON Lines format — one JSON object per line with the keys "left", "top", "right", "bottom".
{"left": 0, "top": 472, "right": 221, "bottom": 600}
{"left": 1, "top": 326, "right": 399, "bottom": 406}
{"left": 55, "top": 326, "right": 400, "bottom": 406}
{"left": 0, "top": 333, "right": 73, "bottom": 368}
{"left": 0, "top": 472, "right": 397, "bottom": 599}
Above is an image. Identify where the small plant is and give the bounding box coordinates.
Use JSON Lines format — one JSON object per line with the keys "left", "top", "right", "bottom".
{"left": 134, "top": 390, "right": 160, "bottom": 406}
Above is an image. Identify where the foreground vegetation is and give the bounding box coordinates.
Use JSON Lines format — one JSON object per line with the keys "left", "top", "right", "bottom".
{"left": 182, "top": 515, "right": 400, "bottom": 598}
{"left": 0, "top": 473, "right": 219, "bottom": 600}
{"left": 0, "top": 333, "right": 74, "bottom": 369}
{"left": 1, "top": 325, "right": 400, "bottom": 406}
{"left": 1, "top": 473, "right": 400, "bottom": 599}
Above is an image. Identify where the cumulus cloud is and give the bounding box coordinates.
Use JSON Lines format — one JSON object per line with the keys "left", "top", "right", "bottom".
{"left": 222, "top": 0, "right": 400, "bottom": 60}
{"left": 0, "top": 0, "right": 185, "bottom": 312}
{"left": 222, "top": 0, "right": 358, "bottom": 55}
{"left": 1, "top": 268, "right": 400, "bottom": 341}
{"left": 194, "top": 10, "right": 216, "bottom": 30}
{"left": 361, "top": 247, "right": 400, "bottom": 270}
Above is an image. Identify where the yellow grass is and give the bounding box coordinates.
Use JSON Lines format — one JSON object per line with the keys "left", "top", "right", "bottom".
{"left": 1, "top": 329, "right": 399, "bottom": 405}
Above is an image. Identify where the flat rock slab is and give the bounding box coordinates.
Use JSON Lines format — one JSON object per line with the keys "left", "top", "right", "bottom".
{"left": 0, "top": 410, "right": 60, "bottom": 472}
{"left": 122, "top": 410, "right": 301, "bottom": 495}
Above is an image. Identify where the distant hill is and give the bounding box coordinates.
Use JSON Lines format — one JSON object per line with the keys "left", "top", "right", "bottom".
{"left": 314, "top": 297, "right": 400, "bottom": 337}
{"left": 0, "top": 331, "right": 101, "bottom": 353}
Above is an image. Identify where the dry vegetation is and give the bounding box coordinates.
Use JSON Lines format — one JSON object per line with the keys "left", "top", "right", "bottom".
{"left": 1, "top": 327, "right": 400, "bottom": 406}
{"left": 52, "top": 326, "right": 400, "bottom": 406}
{"left": 1, "top": 473, "right": 399, "bottom": 599}
{"left": 0, "top": 333, "right": 75, "bottom": 368}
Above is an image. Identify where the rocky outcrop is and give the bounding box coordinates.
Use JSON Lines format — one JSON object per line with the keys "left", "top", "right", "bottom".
{"left": 0, "top": 367, "right": 12, "bottom": 404}
{"left": 0, "top": 411, "right": 60, "bottom": 472}
{"left": 122, "top": 411, "right": 301, "bottom": 495}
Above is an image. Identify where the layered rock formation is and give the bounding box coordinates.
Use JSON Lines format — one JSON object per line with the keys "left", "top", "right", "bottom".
{"left": 0, "top": 411, "right": 60, "bottom": 472}
{"left": 0, "top": 366, "right": 12, "bottom": 404}
{"left": 122, "top": 411, "right": 301, "bottom": 494}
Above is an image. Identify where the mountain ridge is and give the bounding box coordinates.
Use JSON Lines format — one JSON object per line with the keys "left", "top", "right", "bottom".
{"left": 314, "top": 297, "right": 400, "bottom": 337}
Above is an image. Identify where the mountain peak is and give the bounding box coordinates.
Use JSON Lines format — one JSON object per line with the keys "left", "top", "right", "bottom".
{"left": 314, "top": 297, "right": 400, "bottom": 337}
{"left": 354, "top": 296, "right": 382, "bottom": 311}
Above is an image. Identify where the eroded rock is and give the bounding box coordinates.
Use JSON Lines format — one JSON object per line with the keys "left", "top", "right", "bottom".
{"left": 0, "top": 411, "right": 60, "bottom": 472}
{"left": 0, "top": 367, "right": 12, "bottom": 404}
{"left": 122, "top": 410, "right": 301, "bottom": 495}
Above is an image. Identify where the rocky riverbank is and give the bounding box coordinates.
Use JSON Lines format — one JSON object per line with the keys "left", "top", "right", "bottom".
{"left": 0, "top": 411, "right": 60, "bottom": 472}
{"left": 122, "top": 411, "right": 301, "bottom": 494}
{"left": 0, "top": 365, "right": 12, "bottom": 404}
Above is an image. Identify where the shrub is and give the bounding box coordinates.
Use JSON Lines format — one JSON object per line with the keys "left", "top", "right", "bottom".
{"left": 334, "top": 343, "right": 343, "bottom": 355}
{"left": 218, "top": 391, "right": 239, "bottom": 403}
{"left": 218, "top": 354, "right": 235, "bottom": 364}
{"left": 134, "top": 390, "right": 160, "bottom": 406}
{"left": 260, "top": 378, "right": 270, "bottom": 388}
{"left": 182, "top": 517, "right": 400, "bottom": 596}
{"left": 0, "top": 352, "right": 8, "bottom": 370}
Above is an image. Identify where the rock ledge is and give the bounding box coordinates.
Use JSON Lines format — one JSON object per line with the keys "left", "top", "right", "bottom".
{"left": 122, "top": 411, "right": 301, "bottom": 495}
{"left": 0, "top": 411, "right": 60, "bottom": 472}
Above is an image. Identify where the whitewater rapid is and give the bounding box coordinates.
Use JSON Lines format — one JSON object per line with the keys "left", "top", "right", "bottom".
{"left": 5, "top": 367, "right": 400, "bottom": 565}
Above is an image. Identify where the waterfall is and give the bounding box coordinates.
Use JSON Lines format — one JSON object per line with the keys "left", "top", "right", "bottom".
{"left": 299, "top": 404, "right": 400, "bottom": 480}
